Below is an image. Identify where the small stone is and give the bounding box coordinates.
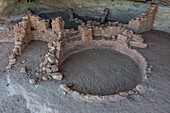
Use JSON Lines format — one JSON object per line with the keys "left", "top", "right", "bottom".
{"left": 60, "top": 84, "right": 68, "bottom": 91}
{"left": 9, "top": 61, "right": 16, "bottom": 65}
{"left": 51, "top": 65, "right": 58, "bottom": 72}
{"left": 119, "top": 92, "right": 128, "bottom": 96}
{"left": 43, "top": 58, "right": 48, "bottom": 65}
{"left": 72, "top": 91, "right": 80, "bottom": 97}
{"left": 42, "top": 75, "right": 48, "bottom": 81}
{"left": 22, "top": 60, "right": 27, "bottom": 64}
{"left": 49, "top": 46, "right": 55, "bottom": 50}
{"left": 53, "top": 41, "right": 60, "bottom": 46}
{"left": 147, "top": 67, "right": 152, "bottom": 73}
{"left": 9, "top": 53, "right": 16, "bottom": 59}
{"left": 47, "top": 64, "right": 52, "bottom": 68}
{"left": 20, "top": 67, "right": 27, "bottom": 74}
{"left": 67, "top": 83, "right": 74, "bottom": 88}
{"left": 47, "top": 42, "right": 53, "bottom": 48}
{"left": 48, "top": 49, "right": 55, "bottom": 53}
{"left": 48, "top": 52, "right": 55, "bottom": 57}
{"left": 45, "top": 54, "right": 49, "bottom": 57}
{"left": 56, "top": 59, "right": 59, "bottom": 64}
{"left": 136, "top": 84, "right": 145, "bottom": 93}
{"left": 46, "top": 67, "right": 52, "bottom": 73}
{"left": 15, "top": 41, "right": 22, "bottom": 45}
{"left": 51, "top": 72, "right": 63, "bottom": 80}
{"left": 36, "top": 67, "right": 39, "bottom": 71}
{"left": 56, "top": 52, "right": 60, "bottom": 58}
{"left": 48, "top": 56, "right": 55, "bottom": 63}
{"left": 29, "top": 79, "right": 37, "bottom": 84}
{"left": 128, "top": 90, "right": 135, "bottom": 95}
{"left": 39, "top": 63, "right": 44, "bottom": 67}
{"left": 48, "top": 75, "right": 53, "bottom": 80}
{"left": 39, "top": 69, "right": 42, "bottom": 72}
{"left": 129, "top": 41, "right": 147, "bottom": 48}
{"left": 42, "top": 67, "right": 46, "bottom": 71}
{"left": 9, "top": 58, "right": 16, "bottom": 62}
{"left": 6, "top": 65, "right": 12, "bottom": 69}
{"left": 12, "top": 48, "right": 19, "bottom": 54}
{"left": 63, "top": 91, "right": 67, "bottom": 95}
{"left": 14, "top": 45, "right": 21, "bottom": 49}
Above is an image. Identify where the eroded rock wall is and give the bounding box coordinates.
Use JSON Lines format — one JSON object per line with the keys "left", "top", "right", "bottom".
{"left": 153, "top": 6, "right": 170, "bottom": 33}
{"left": 0, "top": 0, "right": 150, "bottom": 23}
{"left": 0, "top": 0, "right": 169, "bottom": 33}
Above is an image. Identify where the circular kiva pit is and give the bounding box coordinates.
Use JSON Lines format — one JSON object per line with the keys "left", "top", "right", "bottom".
{"left": 60, "top": 48, "right": 142, "bottom": 95}
{"left": 59, "top": 46, "right": 147, "bottom": 102}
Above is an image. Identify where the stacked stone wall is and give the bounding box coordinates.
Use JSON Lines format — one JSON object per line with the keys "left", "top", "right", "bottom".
{"left": 127, "top": 5, "right": 157, "bottom": 33}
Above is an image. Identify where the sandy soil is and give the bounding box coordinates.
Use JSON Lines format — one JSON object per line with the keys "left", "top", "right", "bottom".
{"left": 0, "top": 30, "right": 169, "bottom": 113}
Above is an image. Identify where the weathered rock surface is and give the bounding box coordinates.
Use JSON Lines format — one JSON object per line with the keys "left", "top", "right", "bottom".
{"left": 153, "top": 6, "right": 170, "bottom": 33}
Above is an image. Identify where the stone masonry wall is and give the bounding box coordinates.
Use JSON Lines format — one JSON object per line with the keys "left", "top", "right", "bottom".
{"left": 127, "top": 5, "right": 157, "bottom": 33}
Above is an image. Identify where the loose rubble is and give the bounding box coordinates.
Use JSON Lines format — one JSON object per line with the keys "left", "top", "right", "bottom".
{"left": 39, "top": 41, "right": 63, "bottom": 82}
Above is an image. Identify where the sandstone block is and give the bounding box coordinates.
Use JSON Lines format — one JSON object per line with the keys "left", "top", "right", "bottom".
{"left": 29, "top": 79, "right": 37, "bottom": 84}
{"left": 51, "top": 72, "right": 63, "bottom": 80}
{"left": 51, "top": 65, "right": 58, "bottom": 72}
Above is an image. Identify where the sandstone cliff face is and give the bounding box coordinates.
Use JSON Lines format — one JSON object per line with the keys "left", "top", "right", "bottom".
{"left": 153, "top": 6, "right": 170, "bottom": 33}
{"left": 0, "top": 0, "right": 149, "bottom": 23}
{"left": 0, "top": 0, "right": 169, "bottom": 33}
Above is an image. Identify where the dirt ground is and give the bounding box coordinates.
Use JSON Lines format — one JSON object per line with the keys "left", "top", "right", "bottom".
{"left": 0, "top": 43, "right": 30, "bottom": 113}
{"left": 0, "top": 30, "right": 170, "bottom": 113}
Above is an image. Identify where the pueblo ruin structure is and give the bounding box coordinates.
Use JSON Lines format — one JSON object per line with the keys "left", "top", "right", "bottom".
{"left": 0, "top": 0, "right": 170, "bottom": 112}
{"left": 1, "top": 4, "right": 156, "bottom": 102}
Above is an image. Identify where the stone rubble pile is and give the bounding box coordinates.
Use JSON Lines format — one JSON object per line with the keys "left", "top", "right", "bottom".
{"left": 39, "top": 41, "right": 63, "bottom": 81}
{"left": 121, "top": 29, "right": 147, "bottom": 48}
